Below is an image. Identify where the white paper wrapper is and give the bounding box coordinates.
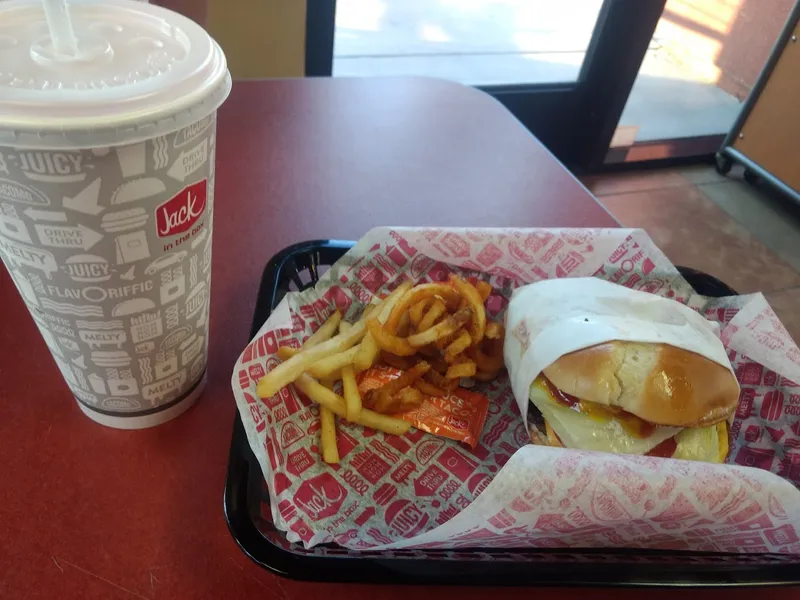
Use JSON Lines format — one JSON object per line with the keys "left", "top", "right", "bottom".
{"left": 504, "top": 277, "right": 737, "bottom": 423}
{"left": 232, "top": 227, "right": 800, "bottom": 553}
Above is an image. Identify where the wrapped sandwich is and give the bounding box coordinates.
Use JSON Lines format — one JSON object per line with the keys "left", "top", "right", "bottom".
{"left": 529, "top": 341, "right": 738, "bottom": 462}
{"left": 505, "top": 277, "right": 740, "bottom": 464}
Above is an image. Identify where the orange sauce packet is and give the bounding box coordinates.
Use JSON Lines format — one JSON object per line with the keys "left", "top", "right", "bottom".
{"left": 357, "top": 365, "right": 489, "bottom": 448}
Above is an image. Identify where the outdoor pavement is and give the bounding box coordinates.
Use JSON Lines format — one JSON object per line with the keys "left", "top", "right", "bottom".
{"left": 333, "top": 0, "right": 744, "bottom": 142}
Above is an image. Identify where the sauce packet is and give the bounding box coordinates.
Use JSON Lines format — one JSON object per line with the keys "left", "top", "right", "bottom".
{"left": 357, "top": 365, "right": 490, "bottom": 448}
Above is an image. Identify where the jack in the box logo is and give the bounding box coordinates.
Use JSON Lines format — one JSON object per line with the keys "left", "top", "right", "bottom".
{"left": 294, "top": 472, "right": 347, "bottom": 520}
{"left": 156, "top": 179, "right": 207, "bottom": 238}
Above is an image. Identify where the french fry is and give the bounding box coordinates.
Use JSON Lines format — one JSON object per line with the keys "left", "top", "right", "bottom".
{"left": 475, "top": 280, "right": 492, "bottom": 302}
{"left": 384, "top": 361, "right": 430, "bottom": 393}
{"left": 385, "top": 284, "right": 461, "bottom": 332}
{"left": 277, "top": 346, "right": 299, "bottom": 360}
{"left": 378, "top": 282, "right": 414, "bottom": 320}
{"left": 374, "top": 386, "right": 424, "bottom": 414}
{"left": 369, "top": 362, "right": 431, "bottom": 410}
{"left": 417, "top": 298, "right": 447, "bottom": 333}
{"left": 444, "top": 329, "right": 472, "bottom": 364}
{"left": 484, "top": 336, "right": 505, "bottom": 363}
{"left": 356, "top": 408, "right": 411, "bottom": 436}
{"left": 413, "top": 379, "right": 447, "bottom": 397}
{"left": 277, "top": 312, "right": 347, "bottom": 362}
{"left": 425, "top": 369, "right": 459, "bottom": 392}
{"left": 319, "top": 406, "right": 339, "bottom": 464}
{"left": 380, "top": 351, "right": 416, "bottom": 370}
{"left": 416, "top": 344, "right": 440, "bottom": 358}
{"left": 354, "top": 282, "right": 412, "bottom": 372}
{"left": 468, "top": 343, "right": 505, "bottom": 372}
{"left": 409, "top": 299, "right": 430, "bottom": 327}
{"left": 397, "top": 311, "right": 411, "bottom": 337}
{"left": 397, "top": 387, "right": 424, "bottom": 410}
{"left": 372, "top": 394, "right": 395, "bottom": 414}
{"left": 307, "top": 346, "right": 360, "bottom": 378}
{"left": 485, "top": 321, "right": 504, "bottom": 340}
{"left": 266, "top": 277, "right": 506, "bottom": 464}
{"left": 306, "top": 311, "right": 343, "bottom": 348}
{"left": 472, "top": 369, "right": 500, "bottom": 382}
{"left": 353, "top": 333, "right": 378, "bottom": 373}
{"left": 449, "top": 275, "right": 486, "bottom": 345}
{"left": 428, "top": 355, "right": 450, "bottom": 374}
{"left": 407, "top": 307, "right": 471, "bottom": 348}
{"left": 434, "top": 330, "right": 456, "bottom": 350}
{"left": 297, "top": 374, "right": 356, "bottom": 415}
{"left": 278, "top": 307, "right": 356, "bottom": 360}
{"left": 341, "top": 365, "right": 361, "bottom": 421}
{"left": 257, "top": 322, "right": 367, "bottom": 398}
{"left": 360, "top": 303, "right": 378, "bottom": 321}
{"left": 320, "top": 376, "right": 339, "bottom": 389}
{"left": 446, "top": 360, "right": 477, "bottom": 379}
{"left": 294, "top": 375, "right": 410, "bottom": 435}
{"left": 369, "top": 318, "right": 416, "bottom": 356}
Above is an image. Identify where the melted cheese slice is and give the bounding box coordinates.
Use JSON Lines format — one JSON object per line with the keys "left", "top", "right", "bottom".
{"left": 530, "top": 377, "right": 726, "bottom": 461}
{"left": 529, "top": 376, "right": 681, "bottom": 455}
{"left": 672, "top": 422, "right": 727, "bottom": 463}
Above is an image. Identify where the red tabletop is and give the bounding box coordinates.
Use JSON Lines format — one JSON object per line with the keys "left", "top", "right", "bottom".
{"left": 1, "top": 78, "right": 788, "bottom": 599}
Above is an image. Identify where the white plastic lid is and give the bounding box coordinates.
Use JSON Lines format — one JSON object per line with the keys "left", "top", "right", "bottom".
{"left": 0, "top": 0, "right": 231, "bottom": 149}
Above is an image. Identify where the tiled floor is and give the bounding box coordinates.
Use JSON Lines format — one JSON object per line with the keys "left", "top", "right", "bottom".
{"left": 582, "top": 165, "right": 800, "bottom": 342}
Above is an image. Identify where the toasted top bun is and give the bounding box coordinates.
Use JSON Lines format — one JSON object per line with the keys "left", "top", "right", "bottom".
{"left": 542, "top": 342, "right": 738, "bottom": 428}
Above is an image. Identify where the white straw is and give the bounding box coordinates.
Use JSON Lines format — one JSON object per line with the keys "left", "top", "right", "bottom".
{"left": 42, "top": 0, "right": 78, "bottom": 57}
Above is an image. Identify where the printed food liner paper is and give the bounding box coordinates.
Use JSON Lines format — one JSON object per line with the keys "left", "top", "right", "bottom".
{"left": 232, "top": 227, "right": 800, "bottom": 553}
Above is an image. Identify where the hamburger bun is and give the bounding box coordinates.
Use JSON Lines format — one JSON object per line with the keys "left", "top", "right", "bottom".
{"left": 542, "top": 341, "right": 738, "bottom": 428}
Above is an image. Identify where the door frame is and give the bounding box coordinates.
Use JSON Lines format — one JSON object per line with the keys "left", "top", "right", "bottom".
{"left": 305, "top": 0, "right": 338, "bottom": 78}
{"left": 306, "top": 0, "right": 667, "bottom": 172}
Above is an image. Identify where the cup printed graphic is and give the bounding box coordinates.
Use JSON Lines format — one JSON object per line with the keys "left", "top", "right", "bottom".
{"left": 0, "top": 118, "right": 217, "bottom": 419}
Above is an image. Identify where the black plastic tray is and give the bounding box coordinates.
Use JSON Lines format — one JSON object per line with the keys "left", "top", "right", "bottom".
{"left": 224, "top": 239, "right": 800, "bottom": 587}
